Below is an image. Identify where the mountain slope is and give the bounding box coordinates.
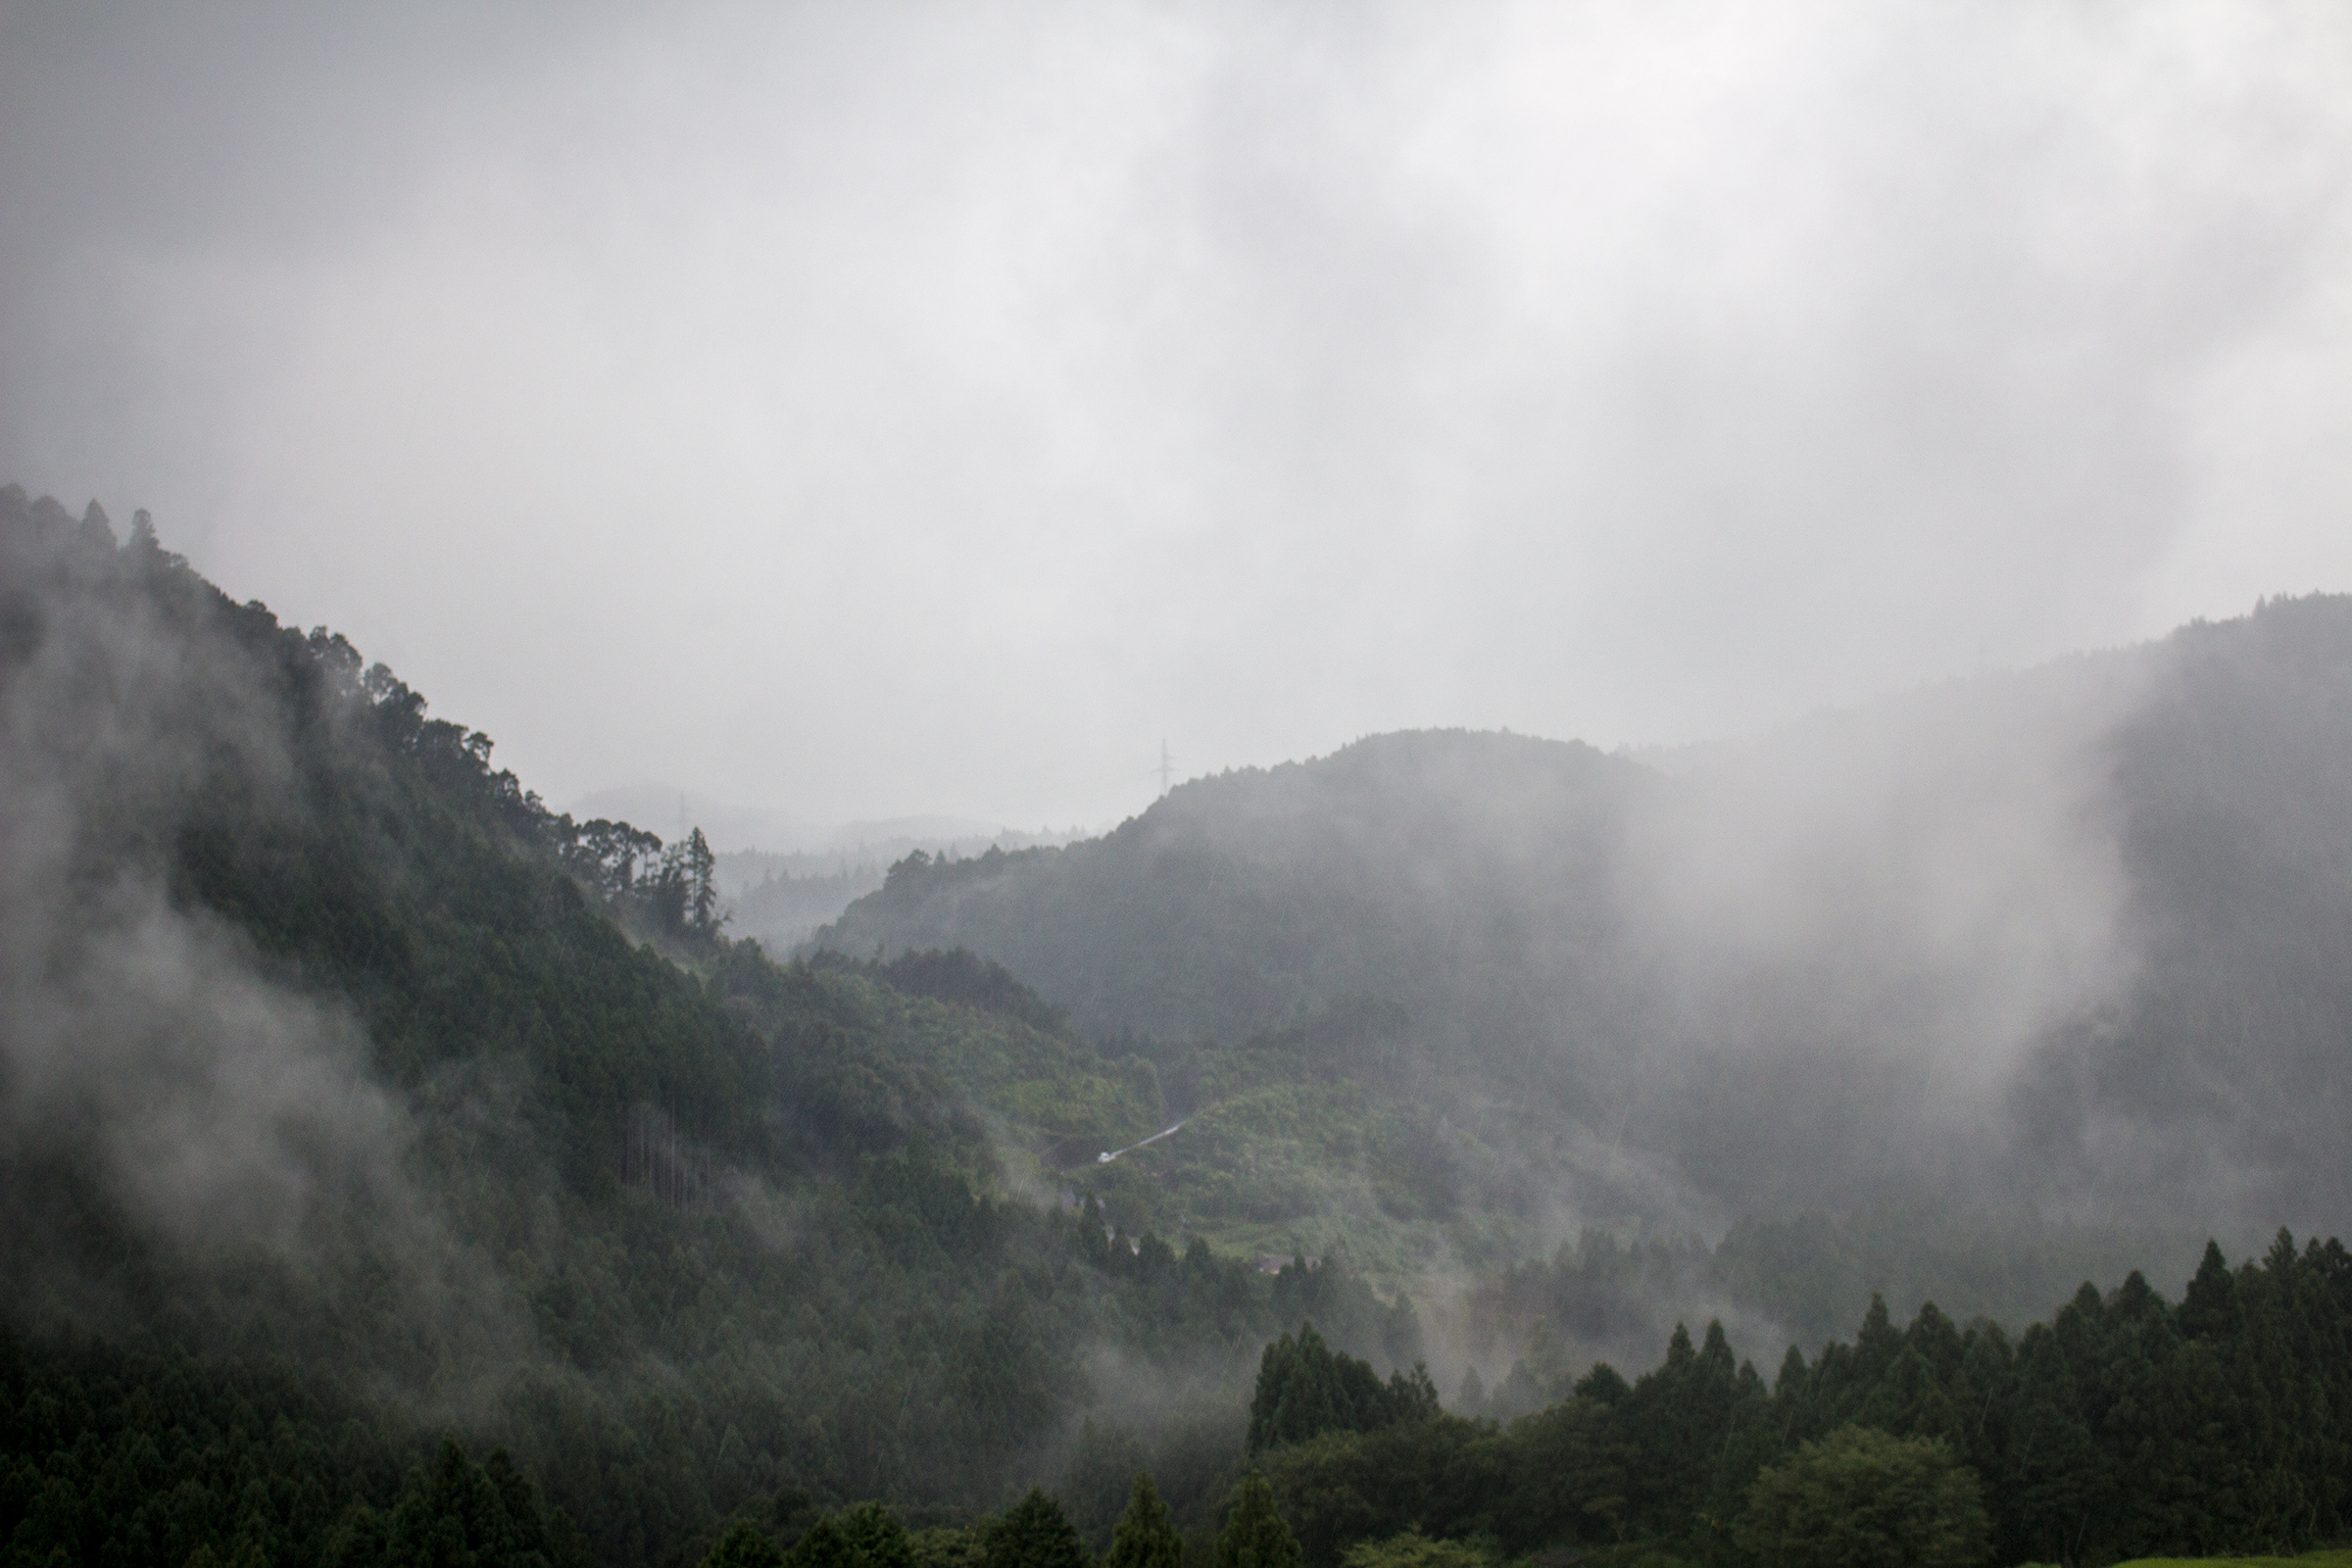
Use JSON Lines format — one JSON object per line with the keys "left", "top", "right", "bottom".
{"left": 817, "top": 730, "right": 1653, "bottom": 1065}
{"left": 816, "top": 598, "right": 2352, "bottom": 1236}
{"left": 0, "top": 488, "right": 1417, "bottom": 1568}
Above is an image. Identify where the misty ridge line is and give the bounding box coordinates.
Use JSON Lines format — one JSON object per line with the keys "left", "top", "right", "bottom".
{"left": 814, "top": 591, "right": 2352, "bottom": 1254}
{"left": 5, "top": 1, "right": 2346, "bottom": 825}
{"left": 0, "top": 489, "right": 875, "bottom": 1426}
{"left": 7, "top": 481, "right": 2343, "bottom": 1287}
{"left": 2, "top": 4, "right": 2349, "bottom": 1556}
{"left": 0, "top": 486, "right": 1434, "bottom": 1500}
{"left": 5, "top": 481, "right": 2351, "bottom": 1568}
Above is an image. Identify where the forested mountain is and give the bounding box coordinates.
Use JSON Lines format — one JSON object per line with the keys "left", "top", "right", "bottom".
{"left": 6, "top": 485, "right": 2348, "bottom": 1568}
{"left": 0, "top": 489, "right": 1415, "bottom": 1568}
{"left": 813, "top": 600, "right": 2352, "bottom": 1241}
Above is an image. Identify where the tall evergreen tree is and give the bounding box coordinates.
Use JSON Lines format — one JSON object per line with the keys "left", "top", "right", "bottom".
{"left": 837, "top": 1503, "right": 915, "bottom": 1568}
{"left": 1104, "top": 1474, "right": 1183, "bottom": 1568}
{"left": 708, "top": 1521, "right": 790, "bottom": 1568}
{"left": 985, "top": 1491, "right": 1090, "bottom": 1568}
{"left": 793, "top": 1518, "right": 872, "bottom": 1568}
{"left": 1216, "top": 1475, "right": 1304, "bottom": 1568}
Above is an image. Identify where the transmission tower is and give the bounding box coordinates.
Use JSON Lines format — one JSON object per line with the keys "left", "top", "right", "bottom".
{"left": 1156, "top": 740, "right": 1175, "bottom": 796}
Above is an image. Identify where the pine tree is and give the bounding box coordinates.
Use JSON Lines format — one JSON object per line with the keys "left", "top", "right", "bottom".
{"left": 686, "top": 825, "right": 723, "bottom": 936}
{"left": 707, "top": 1521, "right": 789, "bottom": 1568}
{"left": 837, "top": 1504, "right": 914, "bottom": 1568}
{"left": 792, "top": 1518, "right": 871, "bottom": 1568}
{"left": 985, "top": 1491, "right": 1090, "bottom": 1568}
{"left": 1214, "top": 1475, "right": 1302, "bottom": 1568}
{"left": 1104, "top": 1474, "right": 1183, "bottom": 1568}
{"left": 2178, "top": 1240, "right": 2236, "bottom": 1341}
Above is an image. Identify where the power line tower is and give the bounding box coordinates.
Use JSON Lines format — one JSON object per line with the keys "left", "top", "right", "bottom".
{"left": 1156, "top": 740, "right": 1176, "bottom": 797}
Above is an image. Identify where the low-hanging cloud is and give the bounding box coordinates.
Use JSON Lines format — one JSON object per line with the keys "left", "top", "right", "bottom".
{"left": 2, "top": 2, "right": 2347, "bottom": 828}
{"left": 0, "top": 503, "right": 522, "bottom": 1394}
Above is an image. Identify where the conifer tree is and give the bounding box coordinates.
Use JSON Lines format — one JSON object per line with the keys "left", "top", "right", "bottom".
{"left": 792, "top": 1518, "right": 871, "bottom": 1568}
{"left": 985, "top": 1491, "right": 1090, "bottom": 1568}
{"left": 1214, "top": 1475, "right": 1302, "bottom": 1568}
{"left": 1104, "top": 1474, "right": 1182, "bottom": 1568}
{"left": 837, "top": 1504, "right": 914, "bottom": 1568}
{"left": 707, "top": 1521, "right": 789, "bottom": 1568}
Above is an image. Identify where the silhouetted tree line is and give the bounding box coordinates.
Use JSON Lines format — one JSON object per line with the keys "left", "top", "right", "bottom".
{"left": 1247, "top": 1233, "right": 2352, "bottom": 1568}
{"left": 1246, "top": 1326, "right": 1439, "bottom": 1454}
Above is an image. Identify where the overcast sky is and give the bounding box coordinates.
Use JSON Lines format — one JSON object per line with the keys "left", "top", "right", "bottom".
{"left": 4, "top": 1, "right": 2348, "bottom": 828}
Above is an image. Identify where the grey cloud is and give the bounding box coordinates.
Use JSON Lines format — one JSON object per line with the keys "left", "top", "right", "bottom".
{"left": 2, "top": 2, "right": 2347, "bottom": 826}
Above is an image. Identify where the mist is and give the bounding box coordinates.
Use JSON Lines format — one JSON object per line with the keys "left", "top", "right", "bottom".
{"left": 0, "top": 500, "right": 528, "bottom": 1404}
{"left": 4, "top": 2, "right": 2349, "bottom": 828}
{"left": 7, "top": 7, "right": 2352, "bottom": 1562}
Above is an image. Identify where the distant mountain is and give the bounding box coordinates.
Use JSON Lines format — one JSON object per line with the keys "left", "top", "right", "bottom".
{"left": 568, "top": 782, "right": 820, "bottom": 853}
{"left": 569, "top": 784, "right": 1091, "bottom": 860}
{"left": 0, "top": 487, "right": 1413, "bottom": 1567}
{"left": 10, "top": 483, "right": 2345, "bottom": 1568}
{"left": 815, "top": 598, "right": 2352, "bottom": 1238}
{"left": 816, "top": 730, "right": 1651, "bottom": 1050}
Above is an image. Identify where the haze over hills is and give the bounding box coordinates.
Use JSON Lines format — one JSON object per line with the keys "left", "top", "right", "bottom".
{"left": 7, "top": 5, "right": 2352, "bottom": 1563}
{"left": 0, "top": 489, "right": 1429, "bottom": 1564}
{"left": 4, "top": 487, "right": 2349, "bottom": 1568}
{"left": 814, "top": 598, "right": 2352, "bottom": 1247}
{"left": 566, "top": 785, "right": 1098, "bottom": 949}
{"left": 572, "top": 783, "right": 1094, "bottom": 862}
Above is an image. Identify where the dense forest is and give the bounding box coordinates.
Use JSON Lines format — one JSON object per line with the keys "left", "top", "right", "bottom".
{"left": 2, "top": 486, "right": 2345, "bottom": 1568}
{"left": 813, "top": 602, "right": 2352, "bottom": 1238}
{"left": 0, "top": 489, "right": 1414, "bottom": 1566}
{"left": 1242, "top": 1233, "right": 2352, "bottom": 1568}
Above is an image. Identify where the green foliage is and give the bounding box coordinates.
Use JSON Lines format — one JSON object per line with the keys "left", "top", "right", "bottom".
{"left": 1253, "top": 1235, "right": 2352, "bottom": 1568}
{"left": 984, "top": 1491, "right": 1090, "bottom": 1568}
{"left": 1215, "top": 1475, "right": 1303, "bottom": 1568}
{"left": 908, "top": 1526, "right": 991, "bottom": 1568}
{"left": 0, "top": 495, "right": 1427, "bottom": 1568}
{"left": 8, "top": 492, "right": 2352, "bottom": 1568}
{"left": 1247, "top": 1325, "right": 1439, "bottom": 1453}
{"left": 792, "top": 1518, "right": 871, "bottom": 1568}
{"left": 1252, "top": 1417, "right": 1497, "bottom": 1567}
{"left": 816, "top": 596, "right": 2352, "bottom": 1241}
{"left": 1338, "top": 1531, "right": 1495, "bottom": 1568}
{"left": 705, "top": 1521, "right": 790, "bottom": 1568}
{"left": 378, "top": 1440, "right": 582, "bottom": 1568}
{"left": 1467, "top": 1201, "right": 2205, "bottom": 1386}
{"left": 1734, "top": 1427, "right": 1988, "bottom": 1568}
{"left": 1103, "top": 1473, "right": 1184, "bottom": 1568}
{"left": 1059, "top": 1426, "right": 1153, "bottom": 1554}
{"left": 836, "top": 1502, "right": 916, "bottom": 1568}
{"left": 811, "top": 948, "right": 1072, "bottom": 1039}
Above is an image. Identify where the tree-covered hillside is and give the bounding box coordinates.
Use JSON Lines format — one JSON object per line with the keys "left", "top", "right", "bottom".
{"left": 7, "top": 486, "right": 2348, "bottom": 1568}
{"left": 814, "top": 731, "right": 1651, "bottom": 1055}
{"left": 1246, "top": 1232, "right": 2352, "bottom": 1568}
{"left": 0, "top": 488, "right": 1418, "bottom": 1568}
{"left": 813, "top": 600, "right": 2352, "bottom": 1237}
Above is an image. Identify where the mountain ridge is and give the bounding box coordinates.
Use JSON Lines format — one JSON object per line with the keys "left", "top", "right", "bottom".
{"left": 815, "top": 597, "right": 2352, "bottom": 1237}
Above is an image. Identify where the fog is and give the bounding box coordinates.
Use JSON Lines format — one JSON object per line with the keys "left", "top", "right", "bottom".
{"left": 5, "top": 2, "right": 2349, "bottom": 829}
{"left": 0, "top": 502, "right": 528, "bottom": 1404}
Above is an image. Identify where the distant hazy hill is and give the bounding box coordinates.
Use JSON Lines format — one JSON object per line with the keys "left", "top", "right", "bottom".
{"left": 11, "top": 483, "right": 2346, "bottom": 1568}
{"left": 0, "top": 487, "right": 1415, "bottom": 1567}
{"left": 816, "top": 597, "right": 2352, "bottom": 1237}
{"left": 815, "top": 730, "right": 1653, "bottom": 1048}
